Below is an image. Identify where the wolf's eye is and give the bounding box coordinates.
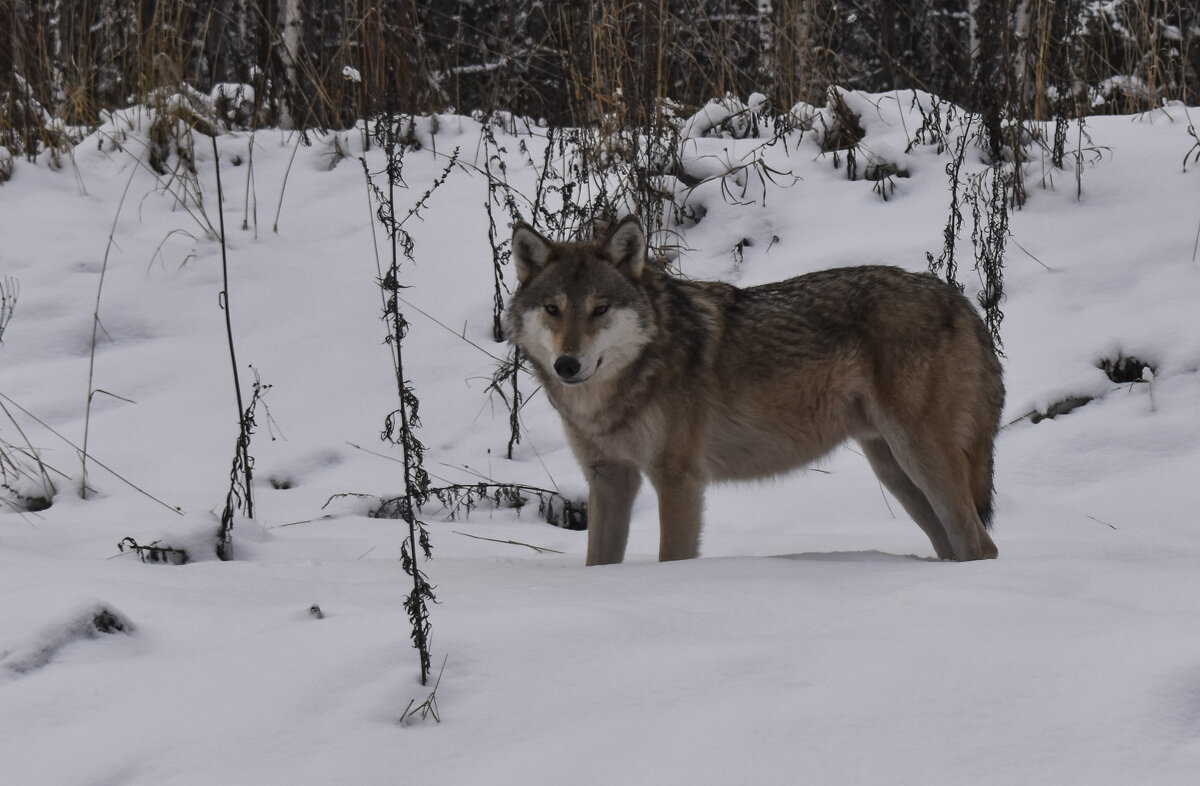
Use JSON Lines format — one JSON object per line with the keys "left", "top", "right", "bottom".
{"left": 544, "top": 304, "right": 560, "bottom": 317}
{"left": 592, "top": 304, "right": 610, "bottom": 317}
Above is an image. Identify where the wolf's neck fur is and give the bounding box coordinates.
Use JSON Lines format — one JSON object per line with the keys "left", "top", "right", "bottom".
{"left": 544, "top": 353, "right": 655, "bottom": 437}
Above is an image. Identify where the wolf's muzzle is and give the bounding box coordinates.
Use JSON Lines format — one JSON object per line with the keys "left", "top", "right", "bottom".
{"left": 553, "top": 355, "right": 582, "bottom": 381}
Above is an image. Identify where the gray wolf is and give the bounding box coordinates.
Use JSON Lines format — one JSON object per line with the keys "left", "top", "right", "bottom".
{"left": 507, "top": 216, "right": 1004, "bottom": 565}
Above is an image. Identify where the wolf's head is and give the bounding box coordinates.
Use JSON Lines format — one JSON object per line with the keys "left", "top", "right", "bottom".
{"left": 508, "top": 216, "right": 653, "bottom": 388}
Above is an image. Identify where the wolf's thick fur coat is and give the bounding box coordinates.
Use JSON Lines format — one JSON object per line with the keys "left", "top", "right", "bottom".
{"left": 508, "top": 217, "right": 1005, "bottom": 564}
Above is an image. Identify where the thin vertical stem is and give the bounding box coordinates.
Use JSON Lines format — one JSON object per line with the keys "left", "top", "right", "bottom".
{"left": 81, "top": 159, "right": 139, "bottom": 498}
{"left": 212, "top": 135, "right": 253, "bottom": 521}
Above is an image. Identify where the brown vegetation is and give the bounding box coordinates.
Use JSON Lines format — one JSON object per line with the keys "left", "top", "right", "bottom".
{"left": 1, "top": 1, "right": 1196, "bottom": 157}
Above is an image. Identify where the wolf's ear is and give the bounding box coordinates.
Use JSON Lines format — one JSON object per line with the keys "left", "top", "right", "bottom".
{"left": 603, "top": 215, "right": 646, "bottom": 281}
{"left": 512, "top": 223, "right": 553, "bottom": 285}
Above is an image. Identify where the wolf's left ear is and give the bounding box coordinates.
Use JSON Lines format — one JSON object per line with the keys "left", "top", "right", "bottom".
{"left": 512, "top": 223, "right": 553, "bottom": 285}
{"left": 603, "top": 215, "right": 646, "bottom": 281}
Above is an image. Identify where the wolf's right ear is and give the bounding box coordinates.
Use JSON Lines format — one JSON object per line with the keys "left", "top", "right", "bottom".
{"left": 603, "top": 215, "right": 646, "bottom": 281}
{"left": 512, "top": 223, "right": 554, "bottom": 286}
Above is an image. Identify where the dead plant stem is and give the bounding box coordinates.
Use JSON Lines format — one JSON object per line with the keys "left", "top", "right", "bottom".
{"left": 81, "top": 160, "right": 139, "bottom": 498}
{"left": 212, "top": 136, "right": 254, "bottom": 522}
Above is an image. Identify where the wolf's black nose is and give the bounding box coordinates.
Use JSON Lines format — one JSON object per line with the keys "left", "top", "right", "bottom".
{"left": 554, "top": 356, "right": 582, "bottom": 380}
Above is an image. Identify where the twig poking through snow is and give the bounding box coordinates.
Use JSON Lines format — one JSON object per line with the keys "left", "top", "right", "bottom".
{"left": 81, "top": 161, "right": 140, "bottom": 499}
{"left": 1086, "top": 515, "right": 1119, "bottom": 530}
{"left": 453, "top": 530, "right": 564, "bottom": 554}
{"left": 399, "top": 656, "right": 447, "bottom": 726}
{"left": 0, "top": 277, "right": 17, "bottom": 343}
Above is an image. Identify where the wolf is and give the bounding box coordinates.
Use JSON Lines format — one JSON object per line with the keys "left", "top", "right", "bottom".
{"left": 507, "top": 216, "right": 1004, "bottom": 565}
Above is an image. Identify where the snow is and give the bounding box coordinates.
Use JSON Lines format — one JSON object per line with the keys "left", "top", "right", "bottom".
{"left": 2, "top": 93, "right": 1200, "bottom": 783}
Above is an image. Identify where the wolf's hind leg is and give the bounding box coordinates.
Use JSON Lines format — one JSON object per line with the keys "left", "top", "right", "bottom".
{"left": 586, "top": 462, "right": 642, "bottom": 566}
{"left": 882, "top": 432, "right": 998, "bottom": 561}
{"left": 859, "top": 438, "right": 956, "bottom": 560}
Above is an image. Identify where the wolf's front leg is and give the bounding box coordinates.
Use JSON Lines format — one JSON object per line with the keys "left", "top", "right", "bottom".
{"left": 585, "top": 462, "right": 642, "bottom": 566}
{"left": 652, "top": 469, "right": 705, "bottom": 562}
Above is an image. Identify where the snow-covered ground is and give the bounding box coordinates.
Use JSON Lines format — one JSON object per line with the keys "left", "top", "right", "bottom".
{"left": 2, "top": 93, "right": 1199, "bottom": 784}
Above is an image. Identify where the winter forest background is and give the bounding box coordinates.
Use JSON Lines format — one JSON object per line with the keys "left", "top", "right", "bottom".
{"left": 3, "top": 0, "right": 1198, "bottom": 149}
{"left": 4, "top": 1, "right": 1200, "bottom": 782}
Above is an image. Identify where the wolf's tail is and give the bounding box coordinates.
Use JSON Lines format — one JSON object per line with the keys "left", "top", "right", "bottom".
{"left": 974, "top": 452, "right": 996, "bottom": 530}
{"left": 969, "top": 373, "right": 1003, "bottom": 531}
{"left": 967, "top": 312, "right": 1004, "bottom": 532}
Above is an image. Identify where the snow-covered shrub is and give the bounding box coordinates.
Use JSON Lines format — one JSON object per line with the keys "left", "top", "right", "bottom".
{"left": 210, "top": 83, "right": 259, "bottom": 128}
{"left": 145, "top": 86, "right": 224, "bottom": 175}
{"left": 1099, "top": 355, "right": 1156, "bottom": 385}
{"left": 2, "top": 603, "right": 134, "bottom": 676}
{"left": 0, "top": 74, "right": 72, "bottom": 164}
{"left": 680, "top": 95, "right": 764, "bottom": 140}
{"left": 813, "top": 88, "right": 866, "bottom": 152}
